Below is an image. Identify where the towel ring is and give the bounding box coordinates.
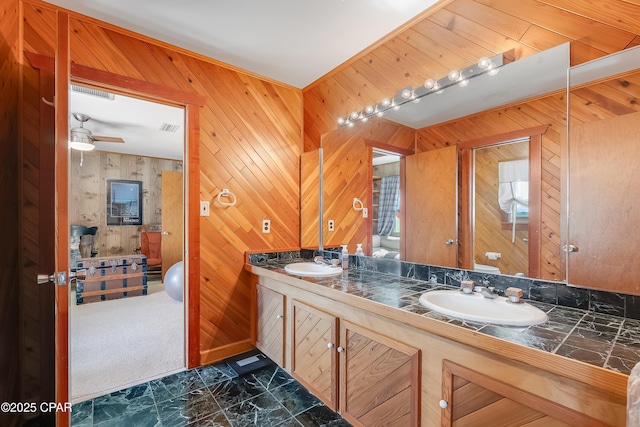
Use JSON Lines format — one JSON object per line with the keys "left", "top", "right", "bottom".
{"left": 353, "top": 198, "right": 364, "bottom": 211}
{"left": 217, "top": 189, "right": 237, "bottom": 207}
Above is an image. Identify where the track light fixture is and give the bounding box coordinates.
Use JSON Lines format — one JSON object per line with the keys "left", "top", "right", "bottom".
{"left": 337, "top": 53, "right": 505, "bottom": 127}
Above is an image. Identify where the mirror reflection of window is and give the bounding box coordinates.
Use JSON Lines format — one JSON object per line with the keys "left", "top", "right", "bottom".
{"left": 498, "top": 159, "right": 529, "bottom": 241}
{"left": 473, "top": 139, "right": 529, "bottom": 276}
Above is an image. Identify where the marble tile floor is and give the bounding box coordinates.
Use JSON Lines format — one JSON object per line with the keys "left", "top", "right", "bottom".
{"left": 71, "top": 360, "right": 352, "bottom": 427}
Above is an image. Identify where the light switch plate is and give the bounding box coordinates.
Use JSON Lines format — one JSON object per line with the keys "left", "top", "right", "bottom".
{"left": 200, "top": 201, "right": 210, "bottom": 216}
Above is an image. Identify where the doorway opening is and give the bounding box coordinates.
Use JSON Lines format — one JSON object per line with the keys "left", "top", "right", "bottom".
{"left": 68, "top": 85, "right": 187, "bottom": 402}
{"left": 371, "top": 148, "right": 402, "bottom": 259}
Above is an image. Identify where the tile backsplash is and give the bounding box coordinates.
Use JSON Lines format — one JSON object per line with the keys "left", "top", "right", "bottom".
{"left": 248, "top": 249, "right": 640, "bottom": 321}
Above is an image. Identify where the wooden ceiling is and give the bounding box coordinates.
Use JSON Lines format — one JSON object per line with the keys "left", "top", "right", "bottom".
{"left": 302, "top": 0, "right": 640, "bottom": 151}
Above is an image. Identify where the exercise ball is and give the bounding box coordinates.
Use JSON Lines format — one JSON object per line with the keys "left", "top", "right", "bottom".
{"left": 164, "top": 261, "right": 184, "bottom": 302}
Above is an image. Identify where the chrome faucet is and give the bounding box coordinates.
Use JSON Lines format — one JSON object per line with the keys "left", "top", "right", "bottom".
{"left": 474, "top": 280, "right": 498, "bottom": 299}
{"left": 313, "top": 256, "right": 340, "bottom": 267}
{"left": 480, "top": 287, "right": 499, "bottom": 299}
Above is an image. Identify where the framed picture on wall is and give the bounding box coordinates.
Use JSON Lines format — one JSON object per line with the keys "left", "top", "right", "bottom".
{"left": 106, "top": 179, "right": 143, "bottom": 226}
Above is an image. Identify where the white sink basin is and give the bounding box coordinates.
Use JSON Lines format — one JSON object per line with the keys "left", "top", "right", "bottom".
{"left": 284, "top": 262, "right": 343, "bottom": 277}
{"left": 419, "top": 290, "right": 548, "bottom": 326}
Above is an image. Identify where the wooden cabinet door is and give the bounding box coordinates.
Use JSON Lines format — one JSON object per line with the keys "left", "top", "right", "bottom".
{"left": 291, "top": 300, "right": 339, "bottom": 410}
{"left": 255, "top": 285, "right": 285, "bottom": 366}
{"left": 340, "top": 321, "right": 421, "bottom": 427}
{"left": 441, "top": 361, "right": 603, "bottom": 427}
{"left": 568, "top": 111, "right": 640, "bottom": 294}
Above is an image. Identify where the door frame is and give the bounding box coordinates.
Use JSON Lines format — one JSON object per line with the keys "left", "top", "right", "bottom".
{"left": 365, "top": 139, "right": 413, "bottom": 258}
{"left": 459, "top": 125, "right": 547, "bottom": 277}
{"left": 25, "top": 14, "right": 205, "bottom": 423}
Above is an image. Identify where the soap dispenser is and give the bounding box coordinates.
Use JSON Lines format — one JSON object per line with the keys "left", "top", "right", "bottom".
{"left": 355, "top": 244, "right": 364, "bottom": 256}
{"left": 341, "top": 245, "right": 349, "bottom": 270}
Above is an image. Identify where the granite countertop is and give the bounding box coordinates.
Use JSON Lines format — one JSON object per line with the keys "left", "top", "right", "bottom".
{"left": 252, "top": 262, "right": 640, "bottom": 376}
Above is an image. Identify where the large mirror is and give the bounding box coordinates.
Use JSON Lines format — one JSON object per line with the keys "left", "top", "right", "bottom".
{"left": 566, "top": 45, "right": 640, "bottom": 295}
{"left": 316, "top": 43, "right": 570, "bottom": 282}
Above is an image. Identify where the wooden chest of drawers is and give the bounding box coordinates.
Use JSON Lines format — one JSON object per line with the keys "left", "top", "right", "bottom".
{"left": 75, "top": 255, "right": 148, "bottom": 304}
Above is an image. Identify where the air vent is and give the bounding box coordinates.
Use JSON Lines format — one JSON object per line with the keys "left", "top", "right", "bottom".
{"left": 71, "top": 85, "right": 115, "bottom": 100}
{"left": 159, "top": 123, "right": 181, "bottom": 133}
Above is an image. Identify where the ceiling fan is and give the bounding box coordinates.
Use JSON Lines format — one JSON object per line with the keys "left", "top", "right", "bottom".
{"left": 69, "top": 113, "right": 125, "bottom": 151}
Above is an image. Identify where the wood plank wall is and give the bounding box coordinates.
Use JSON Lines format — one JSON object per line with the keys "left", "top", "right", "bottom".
{"left": 69, "top": 150, "right": 183, "bottom": 257}
{"left": 303, "top": 0, "right": 640, "bottom": 281}
{"left": 300, "top": 149, "right": 320, "bottom": 248}
{"left": 418, "top": 96, "right": 565, "bottom": 281}
{"left": 303, "top": 0, "right": 640, "bottom": 148}
{"left": 321, "top": 120, "right": 414, "bottom": 252}
{"left": 1, "top": 0, "right": 21, "bottom": 425}
{"left": 20, "top": 0, "right": 303, "bottom": 363}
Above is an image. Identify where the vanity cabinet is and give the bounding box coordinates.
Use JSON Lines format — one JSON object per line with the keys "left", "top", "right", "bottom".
{"left": 440, "top": 361, "right": 604, "bottom": 427}
{"left": 291, "top": 300, "right": 338, "bottom": 409}
{"left": 250, "top": 269, "right": 626, "bottom": 426}
{"left": 255, "top": 284, "right": 285, "bottom": 366}
{"left": 340, "top": 320, "right": 420, "bottom": 427}
{"left": 290, "top": 299, "right": 421, "bottom": 425}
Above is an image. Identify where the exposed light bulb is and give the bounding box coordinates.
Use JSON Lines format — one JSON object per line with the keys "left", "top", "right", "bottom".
{"left": 477, "top": 57, "right": 492, "bottom": 69}
{"left": 365, "top": 105, "right": 374, "bottom": 114}
{"left": 448, "top": 69, "right": 460, "bottom": 81}
{"left": 424, "top": 78, "right": 436, "bottom": 90}
{"left": 413, "top": 97, "right": 421, "bottom": 104}
{"left": 362, "top": 116, "right": 368, "bottom": 122}
{"left": 436, "top": 89, "right": 444, "bottom": 95}
{"left": 377, "top": 111, "right": 384, "bottom": 117}
{"left": 381, "top": 98, "right": 391, "bottom": 107}
{"left": 348, "top": 122, "right": 355, "bottom": 127}
{"left": 401, "top": 89, "right": 412, "bottom": 99}
{"left": 337, "top": 117, "right": 345, "bottom": 125}
{"left": 350, "top": 111, "right": 359, "bottom": 120}
{"left": 393, "top": 104, "right": 400, "bottom": 111}
{"left": 488, "top": 67, "right": 499, "bottom": 76}
{"left": 459, "top": 79, "right": 469, "bottom": 88}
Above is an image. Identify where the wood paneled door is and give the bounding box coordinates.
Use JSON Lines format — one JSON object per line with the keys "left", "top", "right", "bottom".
{"left": 340, "top": 321, "right": 420, "bottom": 427}
{"left": 568, "top": 111, "right": 640, "bottom": 295}
{"left": 405, "top": 146, "right": 458, "bottom": 267}
{"left": 161, "top": 170, "right": 184, "bottom": 281}
{"left": 291, "top": 300, "right": 339, "bottom": 410}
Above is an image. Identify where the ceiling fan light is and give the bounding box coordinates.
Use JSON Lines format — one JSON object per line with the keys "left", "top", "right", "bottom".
{"left": 69, "top": 128, "right": 95, "bottom": 151}
{"left": 69, "top": 140, "right": 95, "bottom": 151}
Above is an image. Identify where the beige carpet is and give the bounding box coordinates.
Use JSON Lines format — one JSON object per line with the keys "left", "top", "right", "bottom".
{"left": 70, "top": 283, "right": 185, "bottom": 403}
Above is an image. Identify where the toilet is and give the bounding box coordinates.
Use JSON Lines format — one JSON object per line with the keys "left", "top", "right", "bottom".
{"left": 474, "top": 263, "right": 501, "bottom": 275}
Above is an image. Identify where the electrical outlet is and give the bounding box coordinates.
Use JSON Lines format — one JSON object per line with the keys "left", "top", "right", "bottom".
{"left": 262, "top": 219, "right": 271, "bottom": 233}
{"left": 362, "top": 207, "right": 368, "bottom": 218}
{"left": 200, "top": 201, "right": 210, "bottom": 216}
{"left": 328, "top": 219, "right": 335, "bottom": 231}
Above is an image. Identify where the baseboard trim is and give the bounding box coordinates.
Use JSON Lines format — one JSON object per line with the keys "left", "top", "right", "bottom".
{"left": 199, "top": 339, "right": 254, "bottom": 366}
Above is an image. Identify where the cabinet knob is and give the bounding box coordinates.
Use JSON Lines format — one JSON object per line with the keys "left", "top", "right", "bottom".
{"left": 337, "top": 346, "right": 344, "bottom": 353}
{"left": 439, "top": 399, "right": 448, "bottom": 409}
{"left": 327, "top": 343, "right": 334, "bottom": 349}
{"left": 276, "top": 314, "right": 283, "bottom": 320}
